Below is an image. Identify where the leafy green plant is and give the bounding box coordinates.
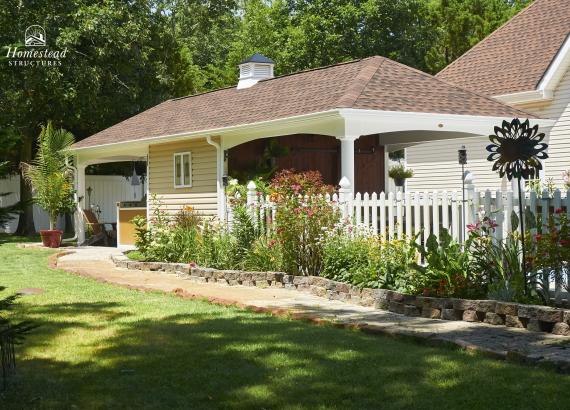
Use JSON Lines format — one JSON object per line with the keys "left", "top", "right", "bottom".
{"left": 1, "top": 287, "right": 36, "bottom": 389}
{"left": 529, "top": 209, "right": 570, "bottom": 305}
{"left": 21, "top": 122, "right": 75, "bottom": 230}
{"left": 231, "top": 204, "right": 262, "bottom": 263}
{"left": 411, "top": 229, "right": 480, "bottom": 298}
{"left": 243, "top": 236, "right": 283, "bottom": 272}
{"left": 320, "top": 225, "right": 417, "bottom": 291}
{"left": 468, "top": 216, "right": 534, "bottom": 303}
{"left": 197, "top": 221, "right": 237, "bottom": 269}
{"left": 388, "top": 164, "right": 413, "bottom": 180}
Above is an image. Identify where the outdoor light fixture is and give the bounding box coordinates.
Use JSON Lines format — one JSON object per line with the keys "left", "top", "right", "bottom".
{"left": 222, "top": 175, "right": 229, "bottom": 187}
{"left": 86, "top": 186, "right": 93, "bottom": 210}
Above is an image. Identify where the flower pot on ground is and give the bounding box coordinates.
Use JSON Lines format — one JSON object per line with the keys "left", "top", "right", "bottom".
{"left": 388, "top": 164, "right": 413, "bottom": 187}
{"left": 39, "top": 230, "right": 64, "bottom": 248}
{"left": 22, "top": 122, "right": 76, "bottom": 248}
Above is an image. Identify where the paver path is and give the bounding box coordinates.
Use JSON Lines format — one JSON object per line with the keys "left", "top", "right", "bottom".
{"left": 57, "top": 248, "right": 570, "bottom": 371}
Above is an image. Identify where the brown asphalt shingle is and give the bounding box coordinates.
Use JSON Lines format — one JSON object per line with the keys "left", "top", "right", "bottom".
{"left": 437, "top": 0, "right": 570, "bottom": 97}
{"left": 74, "top": 56, "right": 535, "bottom": 149}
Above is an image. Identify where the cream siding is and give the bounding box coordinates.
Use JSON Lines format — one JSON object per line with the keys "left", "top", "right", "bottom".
{"left": 406, "top": 68, "right": 570, "bottom": 192}
{"left": 406, "top": 136, "right": 511, "bottom": 191}
{"left": 529, "top": 69, "right": 570, "bottom": 187}
{"left": 148, "top": 138, "right": 218, "bottom": 217}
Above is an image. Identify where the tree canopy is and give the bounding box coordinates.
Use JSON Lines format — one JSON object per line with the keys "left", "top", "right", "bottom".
{"left": 0, "top": 0, "right": 532, "bottom": 232}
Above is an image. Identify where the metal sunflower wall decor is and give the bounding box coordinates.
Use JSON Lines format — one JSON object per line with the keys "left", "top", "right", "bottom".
{"left": 486, "top": 118, "right": 548, "bottom": 293}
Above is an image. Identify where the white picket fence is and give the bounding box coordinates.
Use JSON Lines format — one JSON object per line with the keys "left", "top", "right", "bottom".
{"left": 233, "top": 178, "right": 570, "bottom": 246}
{"left": 0, "top": 175, "right": 142, "bottom": 233}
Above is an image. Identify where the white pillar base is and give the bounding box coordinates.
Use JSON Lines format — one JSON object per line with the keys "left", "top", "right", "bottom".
{"left": 339, "top": 136, "right": 358, "bottom": 192}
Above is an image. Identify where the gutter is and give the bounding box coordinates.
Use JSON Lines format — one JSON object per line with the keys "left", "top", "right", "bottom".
{"left": 206, "top": 136, "right": 226, "bottom": 221}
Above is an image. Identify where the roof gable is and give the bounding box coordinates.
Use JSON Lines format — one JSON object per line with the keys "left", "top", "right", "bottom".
{"left": 436, "top": 0, "right": 570, "bottom": 97}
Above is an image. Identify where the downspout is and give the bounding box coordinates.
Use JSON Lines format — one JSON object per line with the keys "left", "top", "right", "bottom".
{"left": 206, "top": 136, "right": 226, "bottom": 221}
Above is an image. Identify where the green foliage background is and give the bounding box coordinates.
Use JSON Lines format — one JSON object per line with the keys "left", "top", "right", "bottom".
{"left": 0, "top": 0, "right": 531, "bottom": 232}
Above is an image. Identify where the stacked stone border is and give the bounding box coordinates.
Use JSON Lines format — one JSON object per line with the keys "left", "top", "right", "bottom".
{"left": 112, "top": 254, "right": 570, "bottom": 336}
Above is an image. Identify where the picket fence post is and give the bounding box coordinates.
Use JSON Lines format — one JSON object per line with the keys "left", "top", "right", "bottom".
{"left": 246, "top": 181, "right": 257, "bottom": 225}
{"left": 338, "top": 177, "right": 352, "bottom": 221}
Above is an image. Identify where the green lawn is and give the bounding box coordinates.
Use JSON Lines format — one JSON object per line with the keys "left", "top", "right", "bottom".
{"left": 0, "top": 240, "right": 569, "bottom": 409}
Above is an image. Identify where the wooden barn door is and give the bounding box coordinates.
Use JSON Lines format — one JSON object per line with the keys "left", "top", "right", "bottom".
{"left": 355, "top": 135, "right": 384, "bottom": 194}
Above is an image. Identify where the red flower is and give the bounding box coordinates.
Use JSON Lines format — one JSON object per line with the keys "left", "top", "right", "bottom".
{"left": 535, "top": 234, "right": 542, "bottom": 241}
{"left": 560, "top": 239, "right": 569, "bottom": 246}
{"left": 555, "top": 208, "right": 564, "bottom": 214}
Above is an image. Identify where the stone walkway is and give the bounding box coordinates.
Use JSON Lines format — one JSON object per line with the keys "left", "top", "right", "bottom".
{"left": 56, "top": 248, "right": 570, "bottom": 372}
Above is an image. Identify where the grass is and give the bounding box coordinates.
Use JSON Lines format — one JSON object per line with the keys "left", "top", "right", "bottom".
{"left": 1, "top": 239, "right": 570, "bottom": 409}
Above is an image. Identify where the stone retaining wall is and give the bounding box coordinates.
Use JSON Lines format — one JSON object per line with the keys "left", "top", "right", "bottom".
{"left": 112, "top": 254, "right": 570, "bottom": 336}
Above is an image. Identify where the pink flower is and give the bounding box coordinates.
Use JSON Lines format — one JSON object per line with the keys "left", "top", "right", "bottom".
{"left": 560, "top": 239, "right": 569, "bottom": 246}
{"left": 467, "top": 223, "right": 480, "bottom": 232}
{"left": 555, "top": 208, "right": 563, "bottom": 214}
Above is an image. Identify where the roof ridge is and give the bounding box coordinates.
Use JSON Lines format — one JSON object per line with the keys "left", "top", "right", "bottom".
{"left": 437, "top": 0, "right": 540, "bottom": 78}
{"left": 170, "top": 58, "right": 367, "bottom": 103}
{"left": 336, "top": 57, "right": 385, "bottom": 108}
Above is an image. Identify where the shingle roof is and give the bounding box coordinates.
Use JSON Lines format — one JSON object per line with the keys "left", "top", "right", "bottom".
{"left": 437, "top": 0, "right": 570, "bottom": 97}
{"left": 74, "top": 56, "right": 534, "bottom": 149}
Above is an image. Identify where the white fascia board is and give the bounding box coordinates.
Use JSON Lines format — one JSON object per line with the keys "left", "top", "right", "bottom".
{"left": 71, "top": 110, "right": 343, "bottom": 155}
{"left": 339, "top": 108, "right": 555, "bottom": 137}
{"left": 494, "top": 90, "right": 551, "bottom": 105}
{"left": 495, "top": 34, "right": 570, "bottom": 105}
{"left": 538, "top": 33, "right": 570, "bottom": 95}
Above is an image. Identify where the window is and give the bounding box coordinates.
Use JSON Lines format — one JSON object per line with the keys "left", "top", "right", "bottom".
{"left": 174, "top": 152, "right": 192, "bottom": 188}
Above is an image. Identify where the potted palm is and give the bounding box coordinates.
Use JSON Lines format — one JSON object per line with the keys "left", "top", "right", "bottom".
{"left": 22, "top": 122, "right": 75, "bottom": 248}
{"left": 388, "top": 164, "right": 414, "bottom": 187}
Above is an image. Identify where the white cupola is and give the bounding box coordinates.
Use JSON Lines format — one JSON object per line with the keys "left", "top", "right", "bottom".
{"left": 237, "top": 53, "right": 275, "bottom": 89}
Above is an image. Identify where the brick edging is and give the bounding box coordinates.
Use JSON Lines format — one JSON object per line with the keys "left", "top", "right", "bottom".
{"left": 112, "top": 254, "right": 570, "bottom": 336}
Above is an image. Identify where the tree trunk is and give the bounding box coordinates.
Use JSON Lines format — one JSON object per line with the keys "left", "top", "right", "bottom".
{"left": 15, "top": 136, "right": 35, "bottom": 236}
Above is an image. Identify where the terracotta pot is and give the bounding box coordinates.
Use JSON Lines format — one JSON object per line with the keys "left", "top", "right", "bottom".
{"left": 39, "top": 230, "right": 63, "bottom": 248}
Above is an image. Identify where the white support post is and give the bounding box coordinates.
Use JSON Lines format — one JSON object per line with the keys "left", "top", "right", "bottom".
{"left": 76, "top": 162, "right": 86, "bottom": 245}
{"left": 339, "top": 136, "right": 358, "bottom": 193}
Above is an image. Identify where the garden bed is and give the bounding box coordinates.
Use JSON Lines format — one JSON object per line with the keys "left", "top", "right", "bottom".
{"left": 112, "top": 253, "right": 570, "bottom": 336}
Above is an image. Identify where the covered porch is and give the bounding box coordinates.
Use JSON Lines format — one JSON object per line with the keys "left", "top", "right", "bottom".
{"left": 74, "top": 144, "right": 148, "bottom": 247}
{"left": 72, "top": 107, "right": 554, "bottom": 247}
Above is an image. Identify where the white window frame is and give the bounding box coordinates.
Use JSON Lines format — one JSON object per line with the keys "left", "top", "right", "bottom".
{"left": 173, "top": 151, "right": 192, "bottom": 188}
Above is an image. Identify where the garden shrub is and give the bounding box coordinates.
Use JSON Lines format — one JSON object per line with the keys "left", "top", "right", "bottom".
{"left": 412, "top": 229, "right": 485, "bottom": 298}
{"left": 270, "top": 170, "right": 338, "bottom": 276}
{"left": 197, "top": 220, "right": 238, "bottom": 269}
{"left": 321, "top": 225, "right": 417, "bottom": 290}
{"left": 231, "top": 204, "right": 262, "bottom": 263}
{"left": 527, "top": 209, "right": 570, "bottom": 304}
{"left": 243, "top": 236, "right": 283, "bottom": 272}
{"left": 132, "top": 199, "right": 201, "bottom": 263}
